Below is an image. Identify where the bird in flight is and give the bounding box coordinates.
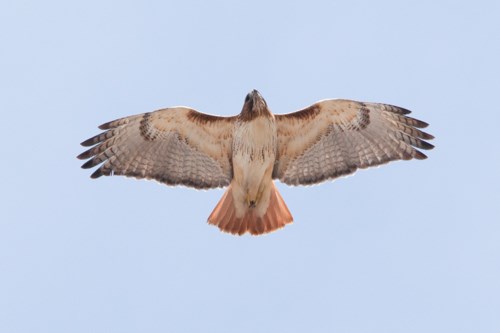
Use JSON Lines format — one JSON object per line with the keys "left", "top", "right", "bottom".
{"left": 78, "top": 90, "right": 434, "bottom": 235}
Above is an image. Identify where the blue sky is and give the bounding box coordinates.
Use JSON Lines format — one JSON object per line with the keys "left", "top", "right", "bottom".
{"left": 1, "top": 1, "right": 499, "bottom": 332}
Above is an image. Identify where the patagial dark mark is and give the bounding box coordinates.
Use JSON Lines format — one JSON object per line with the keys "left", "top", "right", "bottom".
{"left": 275, "top": 104, "right": 321, "bottom": 121}
{"left": 186, "top": 109, "right": 235, "bottom": 125}
{"left": 139, "top": 113, "right": 159, "bottom": 141}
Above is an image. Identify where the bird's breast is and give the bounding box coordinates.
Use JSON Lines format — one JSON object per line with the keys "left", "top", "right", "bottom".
{"left": 232, "top": 116, "right": 277, "bottom": 182}
{"left": 233, "top": 116, "right": 277, "bottom": 161}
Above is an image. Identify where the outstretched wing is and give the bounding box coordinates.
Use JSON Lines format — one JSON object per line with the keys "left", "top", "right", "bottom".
{"left": 273, "top": 99, "right": 434, "bottom": 185}
{"left": 78, "top": 107, "right": 237, "bottom": 189}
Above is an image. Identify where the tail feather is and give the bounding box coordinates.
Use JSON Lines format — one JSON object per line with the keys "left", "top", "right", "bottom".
{"left": 237, "top": 214, "right": 248, "bottom": 235}
{"left": 207, "top": 182, "right": 293, "bottom": 236}
{"left": 212, "top": 189, "right": 233, "bottom": 231}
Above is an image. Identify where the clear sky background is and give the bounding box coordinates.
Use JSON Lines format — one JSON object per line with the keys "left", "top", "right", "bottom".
{"left": 1, "top": 1, "right": 499, "bottom": 332}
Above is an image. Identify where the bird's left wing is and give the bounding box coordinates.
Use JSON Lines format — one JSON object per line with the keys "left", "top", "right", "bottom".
{"left": 78, "top": 107, "right": 237, "bottom": 189}
{"left": 273, "top": 99, "right": 434, "bottom": 185}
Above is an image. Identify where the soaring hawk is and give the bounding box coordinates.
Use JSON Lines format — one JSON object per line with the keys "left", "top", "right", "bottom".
{"left": 78, "top": 90, "right": 434, "bottom": 235}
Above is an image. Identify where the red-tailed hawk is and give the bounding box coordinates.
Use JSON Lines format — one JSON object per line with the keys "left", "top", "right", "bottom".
{"left": 78, "top": 90, "right": 434, "bottom": 235}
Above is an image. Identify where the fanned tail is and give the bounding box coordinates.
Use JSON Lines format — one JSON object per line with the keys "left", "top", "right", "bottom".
{"left": 207, "top": 183, "right": 293, "bottom": 236}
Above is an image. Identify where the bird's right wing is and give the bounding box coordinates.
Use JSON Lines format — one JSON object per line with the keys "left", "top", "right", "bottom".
{"left": 274, "top": 99, "right": 434, "bottom": 185}
{"left": 78, "top": 107, "right": 237, "bottom": 189}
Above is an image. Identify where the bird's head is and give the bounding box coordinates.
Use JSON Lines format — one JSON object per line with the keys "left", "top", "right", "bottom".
{"left": 239, "top": 89, "right": 271, "bottom": 121}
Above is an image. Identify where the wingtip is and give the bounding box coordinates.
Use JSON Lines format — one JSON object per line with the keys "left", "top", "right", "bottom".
{"left": 414, "top": 150, "right": 428, "bottom": 160}
{"left": 98, "top": 122, "right": 111, "bottom": 130}
{"left": 90, "top": 168, "right": 103, "bottom": 178}
{"left": 98, "top": 117, "right": 129, "bottom": 130}
{"left": 77, "top": 149, "right": 92, "bottom": 160}
{"left": 80, "top": 137, "right": 96, "bottom": 147}
{"left": 421, "top": 132, "right": 435, "bottom": 140}
{"left": 421, "top": 141, "right": 435, "bottom": 150}
{"left": 399, "top": 107, "right": 412, "bottom": 115}
{"left": 81, "top": 159, "right": 95, "bottom": 169}
{"left": 418, "top": 120, "right": 430, "bottom": 128}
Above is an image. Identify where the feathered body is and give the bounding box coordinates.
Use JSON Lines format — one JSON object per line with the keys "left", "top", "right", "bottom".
{"left": 231, "top": 114, "right": 277, "bottom": 217}
{"left": 79, "top": 89, "right": 433, "bottom": 235}
{"left": 207, "top": 93, "right": 292, "bottom": 234}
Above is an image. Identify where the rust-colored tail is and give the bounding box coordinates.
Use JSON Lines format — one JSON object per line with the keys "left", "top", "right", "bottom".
{"left": 207, "top": 183, "right": 293, "bottom": 236}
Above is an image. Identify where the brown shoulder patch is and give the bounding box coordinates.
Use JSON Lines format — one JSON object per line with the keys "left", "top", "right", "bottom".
{"left": 276, "top": 104, "right": 321, "bottom": 121}
{"left": 186, "top": 109, "right": 234, "bottom": 124}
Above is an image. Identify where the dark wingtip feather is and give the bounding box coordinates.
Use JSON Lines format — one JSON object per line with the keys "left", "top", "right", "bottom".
{"left": 398, "top": 107, "right": 412, "bottom": 115}
{"left": 414, "top": 150, "right": 428, "bottom": 160}
{"left": 404, "top": 116, "right": 429, "bottom": 129}
{"left": 81, "top": 136, "right": 98, "bottom": 147}
{"left": 90, "top": 168, "right": 103, "bottom": 178}
{"left": 98, "top": 117, "right": 127, "bottom": 130}
{"left": 77, "top": 148, "right": 94, "bottom": 160}
{"left": 385, "top": 104, "right": 412, "bottom": 115}
{"left": 81, "top": 158, "right": 100, "bottom": 169}
{"left": 420, "top": 141, "right": 435, "bottom": 150}
{"left": 416, "top": 120, "right": 429, "bottom": 128}
{"left": 98, "top": 122, "right": 113, "bottom": 130}
{"left": 420, "top": 131, "right": 434, "bottom": 140}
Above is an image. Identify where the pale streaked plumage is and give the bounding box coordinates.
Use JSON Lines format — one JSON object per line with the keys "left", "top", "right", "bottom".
{"left": 78, "top": 90, "right": 434, "bottom": 235}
